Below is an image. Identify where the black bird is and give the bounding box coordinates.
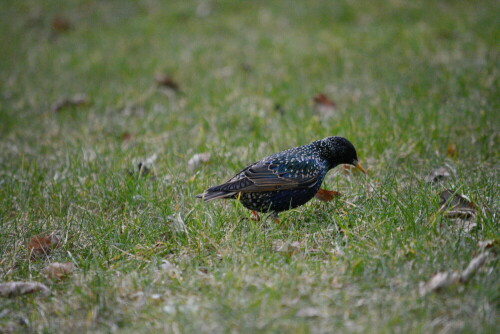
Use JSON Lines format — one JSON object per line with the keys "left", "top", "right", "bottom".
{"left": 196, "top": 136, "right": 365, "bottom": 219}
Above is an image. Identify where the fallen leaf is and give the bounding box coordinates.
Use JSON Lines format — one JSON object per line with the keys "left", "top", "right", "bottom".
{"left": 51, "top": 16, "right": 72, "bottom": 32}
{"left": 439, "top": 189, "right": 476, "bottom": 219}
{"left": 188, "top": 153, "right": 211, "bottom": 171}
{"left": 313, "top": 93, "right": 336, "bottom": 118}
{"left": 315, "top": 188, "right": 342, "bottom": 202}
{"left": 27, "top": 232, "right": 60, "bottom": 257}
{"left": 0, "top": 282, "right": 50, "bottom": 298}
{"left": 52, "top": 93, "right": 89, "bottom": 112}
{"left": 425, "top": 167, "right": 451, "bottom": 184}
{"left": 155, "top": 74, "right": 180, "bottom": 91}
{"left": 313, "top": 93, "right": 336, "bottom": 108}
{"left": 419, "top": 252, "right": 491, "bottom": 296}
{"left": 41, "top": 262, "right": 74, "bottom": 280}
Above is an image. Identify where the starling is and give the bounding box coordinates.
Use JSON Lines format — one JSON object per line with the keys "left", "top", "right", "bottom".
{"left": 196, "top": 136, "right": 365, "bottom": 218}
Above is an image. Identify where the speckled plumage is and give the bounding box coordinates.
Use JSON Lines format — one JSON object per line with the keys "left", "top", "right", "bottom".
{"left": 196, "top": 136, "right": 362, "bottom": 215}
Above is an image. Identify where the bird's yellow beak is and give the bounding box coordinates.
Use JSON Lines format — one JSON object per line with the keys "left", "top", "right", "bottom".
{"left": 354, "top": 161, "right": 366, "bottom": 174}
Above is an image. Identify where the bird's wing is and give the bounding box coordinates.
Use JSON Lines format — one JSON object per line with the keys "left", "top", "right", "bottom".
{"left": 208, "top": 158, "right": 323, "bottom": 193}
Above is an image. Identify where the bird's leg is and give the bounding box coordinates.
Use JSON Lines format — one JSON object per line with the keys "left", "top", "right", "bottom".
{"left": 251, "top": 210, "right": 261, "bottom": 221}
{"left": 315, "top": 188, "right": 342, "bottom": 202}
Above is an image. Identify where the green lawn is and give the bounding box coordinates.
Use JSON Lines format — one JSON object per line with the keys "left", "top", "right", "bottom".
{"left": 0, "top": 0, "right": 498, "bottom": 333}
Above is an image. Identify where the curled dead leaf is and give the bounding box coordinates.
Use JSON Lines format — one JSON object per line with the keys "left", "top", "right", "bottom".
{"left": 52, "top": 93, "right": 89, "bottom": 112}
{"left": 41, "top": 262, "right": 74, "bottom": 280}
{"left": 0, "top": 282, "right": 50, "bottom": 298}
{"left": 439, "top": 189, "right": 476, "bottom": 219}
{"left": 27, "top": 232, "right": 60, "bottom": 257}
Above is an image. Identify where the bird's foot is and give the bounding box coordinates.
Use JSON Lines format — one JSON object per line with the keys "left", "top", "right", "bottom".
{"left": 315, "top": 188, "right": 342, "bottom": 202}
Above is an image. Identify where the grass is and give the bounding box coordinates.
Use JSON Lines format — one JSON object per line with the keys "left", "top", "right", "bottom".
{"left": 0, "top": 0, "right": 499, "bottom": 333}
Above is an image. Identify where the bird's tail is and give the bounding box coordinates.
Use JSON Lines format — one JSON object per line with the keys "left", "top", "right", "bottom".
{"left": 195, "top": 191, "right": 237, "bottom": 202}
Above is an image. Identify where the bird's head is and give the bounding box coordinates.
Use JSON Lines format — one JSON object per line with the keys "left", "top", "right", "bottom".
{"left": 315, "top": 136, "right": 365, "bottom": 172}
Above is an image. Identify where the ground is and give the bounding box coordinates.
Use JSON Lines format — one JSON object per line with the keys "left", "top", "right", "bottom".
{"left": 0, "top": 0, "right": 498, "bottom": 333}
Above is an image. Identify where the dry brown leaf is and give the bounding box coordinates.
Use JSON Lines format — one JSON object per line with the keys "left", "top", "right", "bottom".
{"left": 439, "top": 189, "right": 476, "bottom": 219}
{"left": 27, "top": 232, "right": 60, "bottom": 257}
{"left": 313, "top": 93, "right": 336, "bottom": 118}
{"left": 315, "top": 189, "right": 342, "bottom": 202}
{"left": 52, "top": 93, "right": 89, "bottom": 112}
{"left": 41, "top": 262, "right": 74, "bottom": 280}
{"left": 0, "top": 282, "right": 50, "bottom": 298}
{"left": 425, "top": 167, "right": 451, "bottom": 184}
{"left": 313, "top": 93, "right": 336, "bottom": 108}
